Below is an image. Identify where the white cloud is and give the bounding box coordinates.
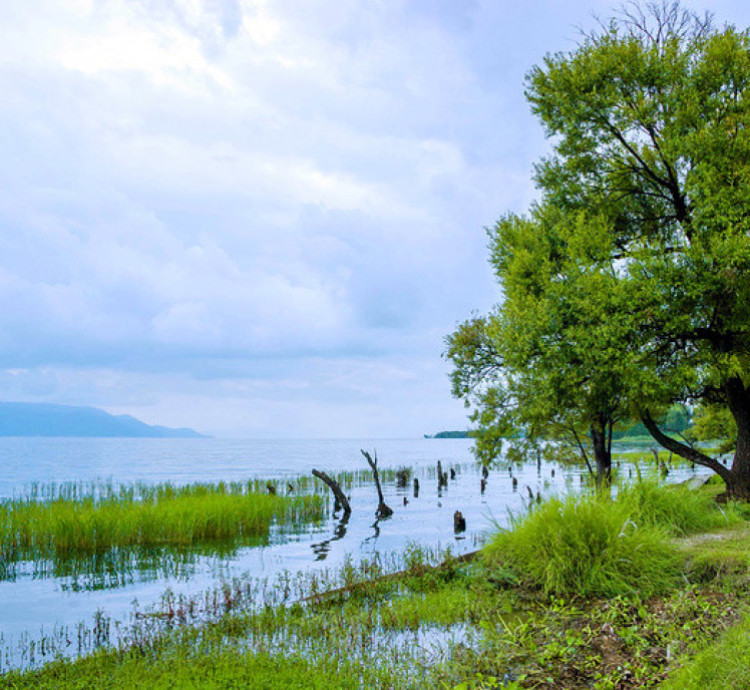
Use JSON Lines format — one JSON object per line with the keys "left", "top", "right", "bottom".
{"left": 1, "top": 0, "right": 749, "bottom": 435}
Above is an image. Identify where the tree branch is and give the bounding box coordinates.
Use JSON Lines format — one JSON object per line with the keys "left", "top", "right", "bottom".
{"left": 571, "top": 427, "right": 595, "bottom": 478}
{"left": 640, "top": 409, "right": 732, "bottom": 482}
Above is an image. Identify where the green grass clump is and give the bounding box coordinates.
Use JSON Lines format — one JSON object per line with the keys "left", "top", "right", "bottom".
{"left": 483, "top": 477, "right": 746, "bottom": 599}
{"left": 678, "top": 522, "right": 750, "bottom": 582}
{"left": 617, "top": 478, "right": 744, "bottom": 536}
{"left": 661, "top": 613, "right": 750, "bottom": 689}
{"left": 0, "top": 481, "right": 326, "bottom": 563}
{"left": 483, "top": 492, "right": 681, "bottom": 598}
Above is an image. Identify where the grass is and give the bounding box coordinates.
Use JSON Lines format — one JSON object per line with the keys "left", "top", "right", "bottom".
{"left": 0, "top": 480, "right": 326, "bottom": 565}
{"left": 483, "top": 492, "right": 681, "bottom": 598}
{"left": 1, "top": 645, "right": 375, "bottom": 689}
{"left": 616, "top": 477, "right": 744, "bottom": 535}
{"left": 660, "top": 612, "right": 750, "bottom": 689}
{"left": 0, "top": 463, "right": 440, "bottom": 584}
{"left": 4, "top": 536, "right": 748, "bottom": 690}
{"left": 0, "top": 549, "right": 502, "bottom": 688}
{"left": 482, "top": 478, "right": 743, "bottom": 598}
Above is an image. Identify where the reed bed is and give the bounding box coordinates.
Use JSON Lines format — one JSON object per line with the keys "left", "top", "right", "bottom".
{"left": 0, "top": 481, "right": 326, "bottom": 563}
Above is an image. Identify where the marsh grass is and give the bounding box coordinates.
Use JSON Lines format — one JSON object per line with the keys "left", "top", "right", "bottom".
{"left": 617, "top": 478, "right": 744, "bottom": 536}
{"left": 0, "top": 546, "right": 497, "bottom": 687}
{"left": 0, "top": 481, "right": 326, "bottom": 566}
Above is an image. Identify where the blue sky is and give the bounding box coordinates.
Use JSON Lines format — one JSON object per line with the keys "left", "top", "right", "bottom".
{"left": 1, "top": 0, "right": 748, "bottom": 437}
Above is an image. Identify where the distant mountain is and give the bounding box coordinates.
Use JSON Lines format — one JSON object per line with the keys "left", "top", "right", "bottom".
{"left": 0, "top": 402, "right": 208, "bottom": 438}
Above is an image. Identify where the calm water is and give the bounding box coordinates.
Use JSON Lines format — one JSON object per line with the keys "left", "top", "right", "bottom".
{"left": 0, "top": 437, "right": 704, "bottom": 670}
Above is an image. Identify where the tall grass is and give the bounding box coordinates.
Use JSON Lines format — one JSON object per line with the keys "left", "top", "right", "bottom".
{"left": 483, "top": 479, "right": 741, "bottom": 598}
{"left": 617, "top": 479, "right": 743, "bottom": 536}
{"left": 0, "top": 481, "right": 326, "bottom": 563}
{"left": 483, "top": 493, "right": 681, "bottom": 597}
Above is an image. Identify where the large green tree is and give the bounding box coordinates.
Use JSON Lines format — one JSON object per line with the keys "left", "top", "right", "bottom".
{"left": 449, "top": 3, "right": 750, "bottom": 497}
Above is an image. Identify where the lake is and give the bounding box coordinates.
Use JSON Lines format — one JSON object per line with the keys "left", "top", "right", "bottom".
{"left": 0, "top": 437, "right": 703, "bottom": 671}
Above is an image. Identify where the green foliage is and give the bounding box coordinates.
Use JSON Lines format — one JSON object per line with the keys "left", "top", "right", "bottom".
{"left": 447, "top": 2, "right": 750, "bottom": 491}
{"left": 431, "top": 431, "right": 473, "bottom": 439}
{"left": 689, "top": 403, "right": 738, "bottom": 454}
{"left": 613, "top": 405, "right": 693, "bottom": 439}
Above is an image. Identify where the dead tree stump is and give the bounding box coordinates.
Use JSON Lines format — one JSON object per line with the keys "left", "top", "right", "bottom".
{"left": 362, "top": 450, "right": 393, "bottom": 518}
{"left": 312, "top": 469, "right": 352, "bottom": 516}
{"left": 453, "top": 510, "right": 466, "bottom": 533}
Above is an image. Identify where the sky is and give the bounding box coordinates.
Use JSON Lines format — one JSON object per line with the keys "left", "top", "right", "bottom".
{"left": 1, "top": 0, "right": 749, "bottom": 438}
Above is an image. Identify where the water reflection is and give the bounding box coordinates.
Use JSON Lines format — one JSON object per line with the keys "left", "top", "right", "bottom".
{"left": 0, "top": 537, "right": 273, "bottom": 592}
{"left": 311, "top": 513, "right": 350, "bottom": 561}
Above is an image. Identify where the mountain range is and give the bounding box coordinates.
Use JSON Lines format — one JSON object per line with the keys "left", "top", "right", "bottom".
{"left": 0, "top": 402, "right": 207, "bottom": 438}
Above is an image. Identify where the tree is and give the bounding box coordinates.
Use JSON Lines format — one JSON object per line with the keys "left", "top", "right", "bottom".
{"left": 448, "top": 2, "right": 750, "bottom": 497}
{"left": 447, "top": 206, "right": 638, "bottom": 485}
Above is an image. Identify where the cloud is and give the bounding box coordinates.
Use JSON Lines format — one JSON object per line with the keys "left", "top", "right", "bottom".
{"left": 1, "top": 0, "right": 748, "bottom": 435}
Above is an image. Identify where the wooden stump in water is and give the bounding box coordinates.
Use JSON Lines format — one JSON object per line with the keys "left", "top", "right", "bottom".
{"left": 312, "top": 469, "right": 352, "bottom": 516}
{"left": 395, "top": 467, "right": 411, "bottom": 488}
{"left": 361, "top": 449, "right": 393, "bottom": 518}
{"left": 453, "top": 510, "right": 466, "bottom": 533}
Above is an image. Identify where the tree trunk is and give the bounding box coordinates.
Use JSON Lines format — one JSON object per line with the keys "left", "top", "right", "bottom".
{"left": 724, "top": 377, "right": 750, "bottom": 499}
{"left": 590, "top": 422, "right": 611, "bottom": 488}
{"left": 640, "top": 409, "right": 734, "bottom": 489}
